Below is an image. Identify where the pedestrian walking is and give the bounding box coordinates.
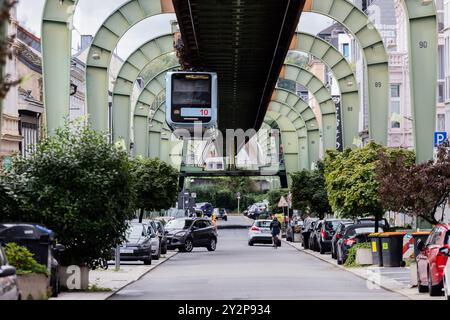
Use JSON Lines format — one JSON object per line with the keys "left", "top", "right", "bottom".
{"left": 270, "top": 215, "right": 282, "bottom": 249}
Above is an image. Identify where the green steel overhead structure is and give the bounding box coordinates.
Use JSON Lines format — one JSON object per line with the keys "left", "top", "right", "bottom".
{"left": 41, "top": 0, "right": 78, "bottom": 134}
{"left": 402, "top": 0, "right": 437, "bottom": 163}
{"left": 112, "top": 33, "right": 175, "bottom": 149}
{"left": 304, "top": 0, "right": 389, "bottom": 146}
{"left": 293, "top": 32, "right": 359, "bottom": 149}
{"left": 111, "top": 33, "right": 339, "bottom": 155}
{"left": 84, "top": 0, "right": 174, "bottom": 133}
{"left": 132, "top": 56, "right": 322, "bottom": 169}
{"left": 40, "top": 0, "right": 438, "bottom": 164}
{"left": 281, "top": 63, "right": 336, "bottom": 151}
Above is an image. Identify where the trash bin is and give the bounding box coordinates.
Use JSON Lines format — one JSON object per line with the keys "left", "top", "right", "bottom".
{"left": 379, "top": 232, "right": 406, "bottom": 267}
{"left": 369, "top": 233, "right": 383, "bottom": 267}
{"left": 0, "top": 223, "right": 55, "bottom": 270}
{"left": 412, "top": 232, "right": 431, "bottom": 258}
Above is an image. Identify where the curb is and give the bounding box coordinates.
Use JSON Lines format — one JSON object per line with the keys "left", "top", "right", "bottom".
{"left": 282, "top": 239, "right": 416, "bottom": 300}
{"left": 103, "top": 251, "right": 179, "bottom": 300}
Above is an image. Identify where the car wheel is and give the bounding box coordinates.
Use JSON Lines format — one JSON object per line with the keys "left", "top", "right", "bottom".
{"left": 248, "top": 240, "right": 254, "bottom": 246}
{"left": 319, "top": 243, "right": 325, "bottom": 255}
{"left": 428, "top": 268, "right": 444, "bottom": 296}
{"left": 183, "top": 239, "right": 194, "bottom": 253}
{"left": 417, "top": 269, "right": 429, "bottom": 293}
{"left": 143, "top": 252, "right": 152, "bottom": 265}
{"left": 161, "top": 242, "right": 167, "bottom": 255}
{"left": 224, "top": 216, "right": 228, "bottom": 221}
{"left": 50, "top": 274, "right": 59, "bottom": 298}
{"left": 153, "top": 246, "right": 161, "bottom": 260}
{"left": 207, "top": 238, "right": 217, "bottom": 252}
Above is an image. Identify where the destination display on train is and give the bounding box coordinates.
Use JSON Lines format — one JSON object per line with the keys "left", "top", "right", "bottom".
{"left": 180, "top": 108, "right": 212, "bottom": 118}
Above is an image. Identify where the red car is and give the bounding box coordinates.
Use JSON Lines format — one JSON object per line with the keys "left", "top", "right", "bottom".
{"left": 416, "top": 223, "right": 450, "bottom": 296}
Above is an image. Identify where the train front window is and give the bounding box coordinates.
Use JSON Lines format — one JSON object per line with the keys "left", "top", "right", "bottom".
{"left": 172, "top": 75, "right": 211, "bottom": 106}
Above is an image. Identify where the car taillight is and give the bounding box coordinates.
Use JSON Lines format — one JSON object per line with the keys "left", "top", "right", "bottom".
{"left": 321, "top": 229, "right": 327, "bottom": 239}
{"left": 436, "top": 253, "right": 448, "bottom": 274}
{"left": 251, "top": 227, "right": 260, "bottom": 232}
{"left": 344, "top": 239, "right": 357, "bottom": 246}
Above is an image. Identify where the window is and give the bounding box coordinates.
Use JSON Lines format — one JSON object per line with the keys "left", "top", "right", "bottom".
{"left": 390, "top": 84, "right": 401, "bottom": 129}
{"left": 390, "top": 84, "right": 400, "bottom": 98}
{"left": 438, "top": 114, "right": 446, "bottom": 132}
{"left": 342, "top": 43, "right": 350, "bottom": 58}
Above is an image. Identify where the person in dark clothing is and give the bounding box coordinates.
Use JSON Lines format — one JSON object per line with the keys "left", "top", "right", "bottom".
{"left": 270, "top": 216, "right": 282, "bottom": 249}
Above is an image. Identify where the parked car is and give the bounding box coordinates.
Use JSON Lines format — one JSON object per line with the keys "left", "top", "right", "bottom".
{"left": 286, "top": 220, "right": 303, "bottom": 242}
{"left": 356, "top": 218, "right": 390, "bottom": 231}
{"left": 441, "top": 246, "right": 450, "bottom": 300}
{"left": 214, "top": 208, "right": 228, "bottom": 221}
{"left": 331, "top": 221, "right": 354, "bottom": 259}
{"left": 165, "top": 218, "right": 218, "bottom": 252}
{"left": 336, "top": 223, "right": 385, "bottom": 265}
{"left": 309, "top": 220, "right": 324, "bottom": 252}
{"left": 196, "top": 203, "right": 214, "bottom": 217}
{"left": 145, "top": 223, "right": 161, "bottom": 260}
{"left": 248, "top": 220, "right": 274, "bottom": 246}
{"left": 318, "top": 219, "right": 353, "bottom": 254}
{"left": 247, "top": 203, "right": 268, "bottom": 220}
{"left": 0, "top": 244, "right": 20, "bottom": 300}
{"left": 301, "top": 218, "right": 318, "bottom": 249}
{"left": 152, "top": 220, "right": 168, "bottom": 255}
{"left": 416, "top": 223, "right": 450, "bottom": 296}
{"left": 119, "top": 222, "right": 155, "bottom": 265}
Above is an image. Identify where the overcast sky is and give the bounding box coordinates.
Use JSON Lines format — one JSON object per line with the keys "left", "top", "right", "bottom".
{"left": 17, "top": 0, "right": 332, "bottom": 58}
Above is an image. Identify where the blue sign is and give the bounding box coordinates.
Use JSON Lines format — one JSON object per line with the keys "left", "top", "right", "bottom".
{"left": 434, "top": 132, "right": 447, "bottom": 146}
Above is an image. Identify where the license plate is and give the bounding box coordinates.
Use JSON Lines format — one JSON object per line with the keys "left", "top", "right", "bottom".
{"left": 120, "top": 249, "right": 134, "bottom": 254}
{"left": 262, "top": 229, "right": 271, "bottom": 234}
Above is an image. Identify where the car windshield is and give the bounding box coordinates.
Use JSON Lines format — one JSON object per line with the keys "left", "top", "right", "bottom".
{"left": 256, "top": 221, "right": 271, "bottom": 228}
{"left": 126, "top": 224, "right": 146, "bottom": 242}
{"left": 325, "top": 221, "right": 342, "bottom": 231}
{"left": 166, "top": 219, "right": 193, "bottom": 230}
{"left": 347, "top": 226, "right": 384, "bottom": 237}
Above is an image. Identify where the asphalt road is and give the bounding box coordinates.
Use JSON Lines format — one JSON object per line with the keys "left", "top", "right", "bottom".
{"left": 110, "top": 224, "right": 406, "bottom": 300}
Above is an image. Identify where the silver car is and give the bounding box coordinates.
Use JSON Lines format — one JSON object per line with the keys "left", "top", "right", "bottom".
{"left": 0, "top": 245, "right": 20, "bottom": 300}
{"left": 145, "top": 223, "right": 161, "bottom": 260}
{"left": 248, "top": 220, "right": 273, "bottom": 246}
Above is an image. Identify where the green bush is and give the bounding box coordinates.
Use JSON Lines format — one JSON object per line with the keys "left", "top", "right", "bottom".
{"left": 344, "top": 242, "right": 372, "bottom": 268}
{"left": 4, "top": 243, "right": 48, "bottom": 276}
{"left": 0, "top": 123, "right": 136, "bottom": 269}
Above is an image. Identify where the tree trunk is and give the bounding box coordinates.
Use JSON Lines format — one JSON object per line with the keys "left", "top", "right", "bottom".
{"left": 375, "top": 212, "right": 380, "bottom": 233}
{"left": 139, "top": 208, "right": 144, "bottom": 223}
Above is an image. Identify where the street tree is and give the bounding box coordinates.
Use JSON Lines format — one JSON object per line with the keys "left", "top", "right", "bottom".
{"left": 0, "top": 123, "right": 135, "bottom": 269}
{"left": 291, "top": 162, "right": 331, "bottom": 219}
{"left": 131, "top": 157, "right": 179, "bottom": 221}
{"left": 377, "top": 144, "right": 448, "bottom": 225}
{"left": 324, "top": 141, "right": 385, "bottom": 231}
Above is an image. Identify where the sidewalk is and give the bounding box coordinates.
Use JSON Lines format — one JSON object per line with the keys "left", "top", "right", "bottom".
{"left": 52, "top": 251, "right": 178, "bottom": 300}
{"left": 283, "top": 240, "right": 441, "bottom": 301}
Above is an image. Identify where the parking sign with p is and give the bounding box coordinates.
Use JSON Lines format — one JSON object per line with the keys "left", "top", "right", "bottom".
{"left": 434, "top": 132, "right": 447, "bottom": 147}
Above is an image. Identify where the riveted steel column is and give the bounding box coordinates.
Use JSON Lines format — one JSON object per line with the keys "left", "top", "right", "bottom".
{"left": 292, "top": 32, "right": 360, "bottom": 149}
{"left": 281, "top": 63, "right": 337, "bottom": 151}
{"left": 41, "top": 0, "right": 77, "bottom": 134}
{"left": 85, "top": 0, "right": 174, "bottom": 132}
{"left": 112, "top": 34, "right": 174, "bottom": 150}
{"left": 403, "top": 0, "right": 437, "bottom": 163}
{"left": 265, "top": 111, "right": 301, "bottom": 178}
{"left": 305, "top": 0, "right": 389, "bottom": 145}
